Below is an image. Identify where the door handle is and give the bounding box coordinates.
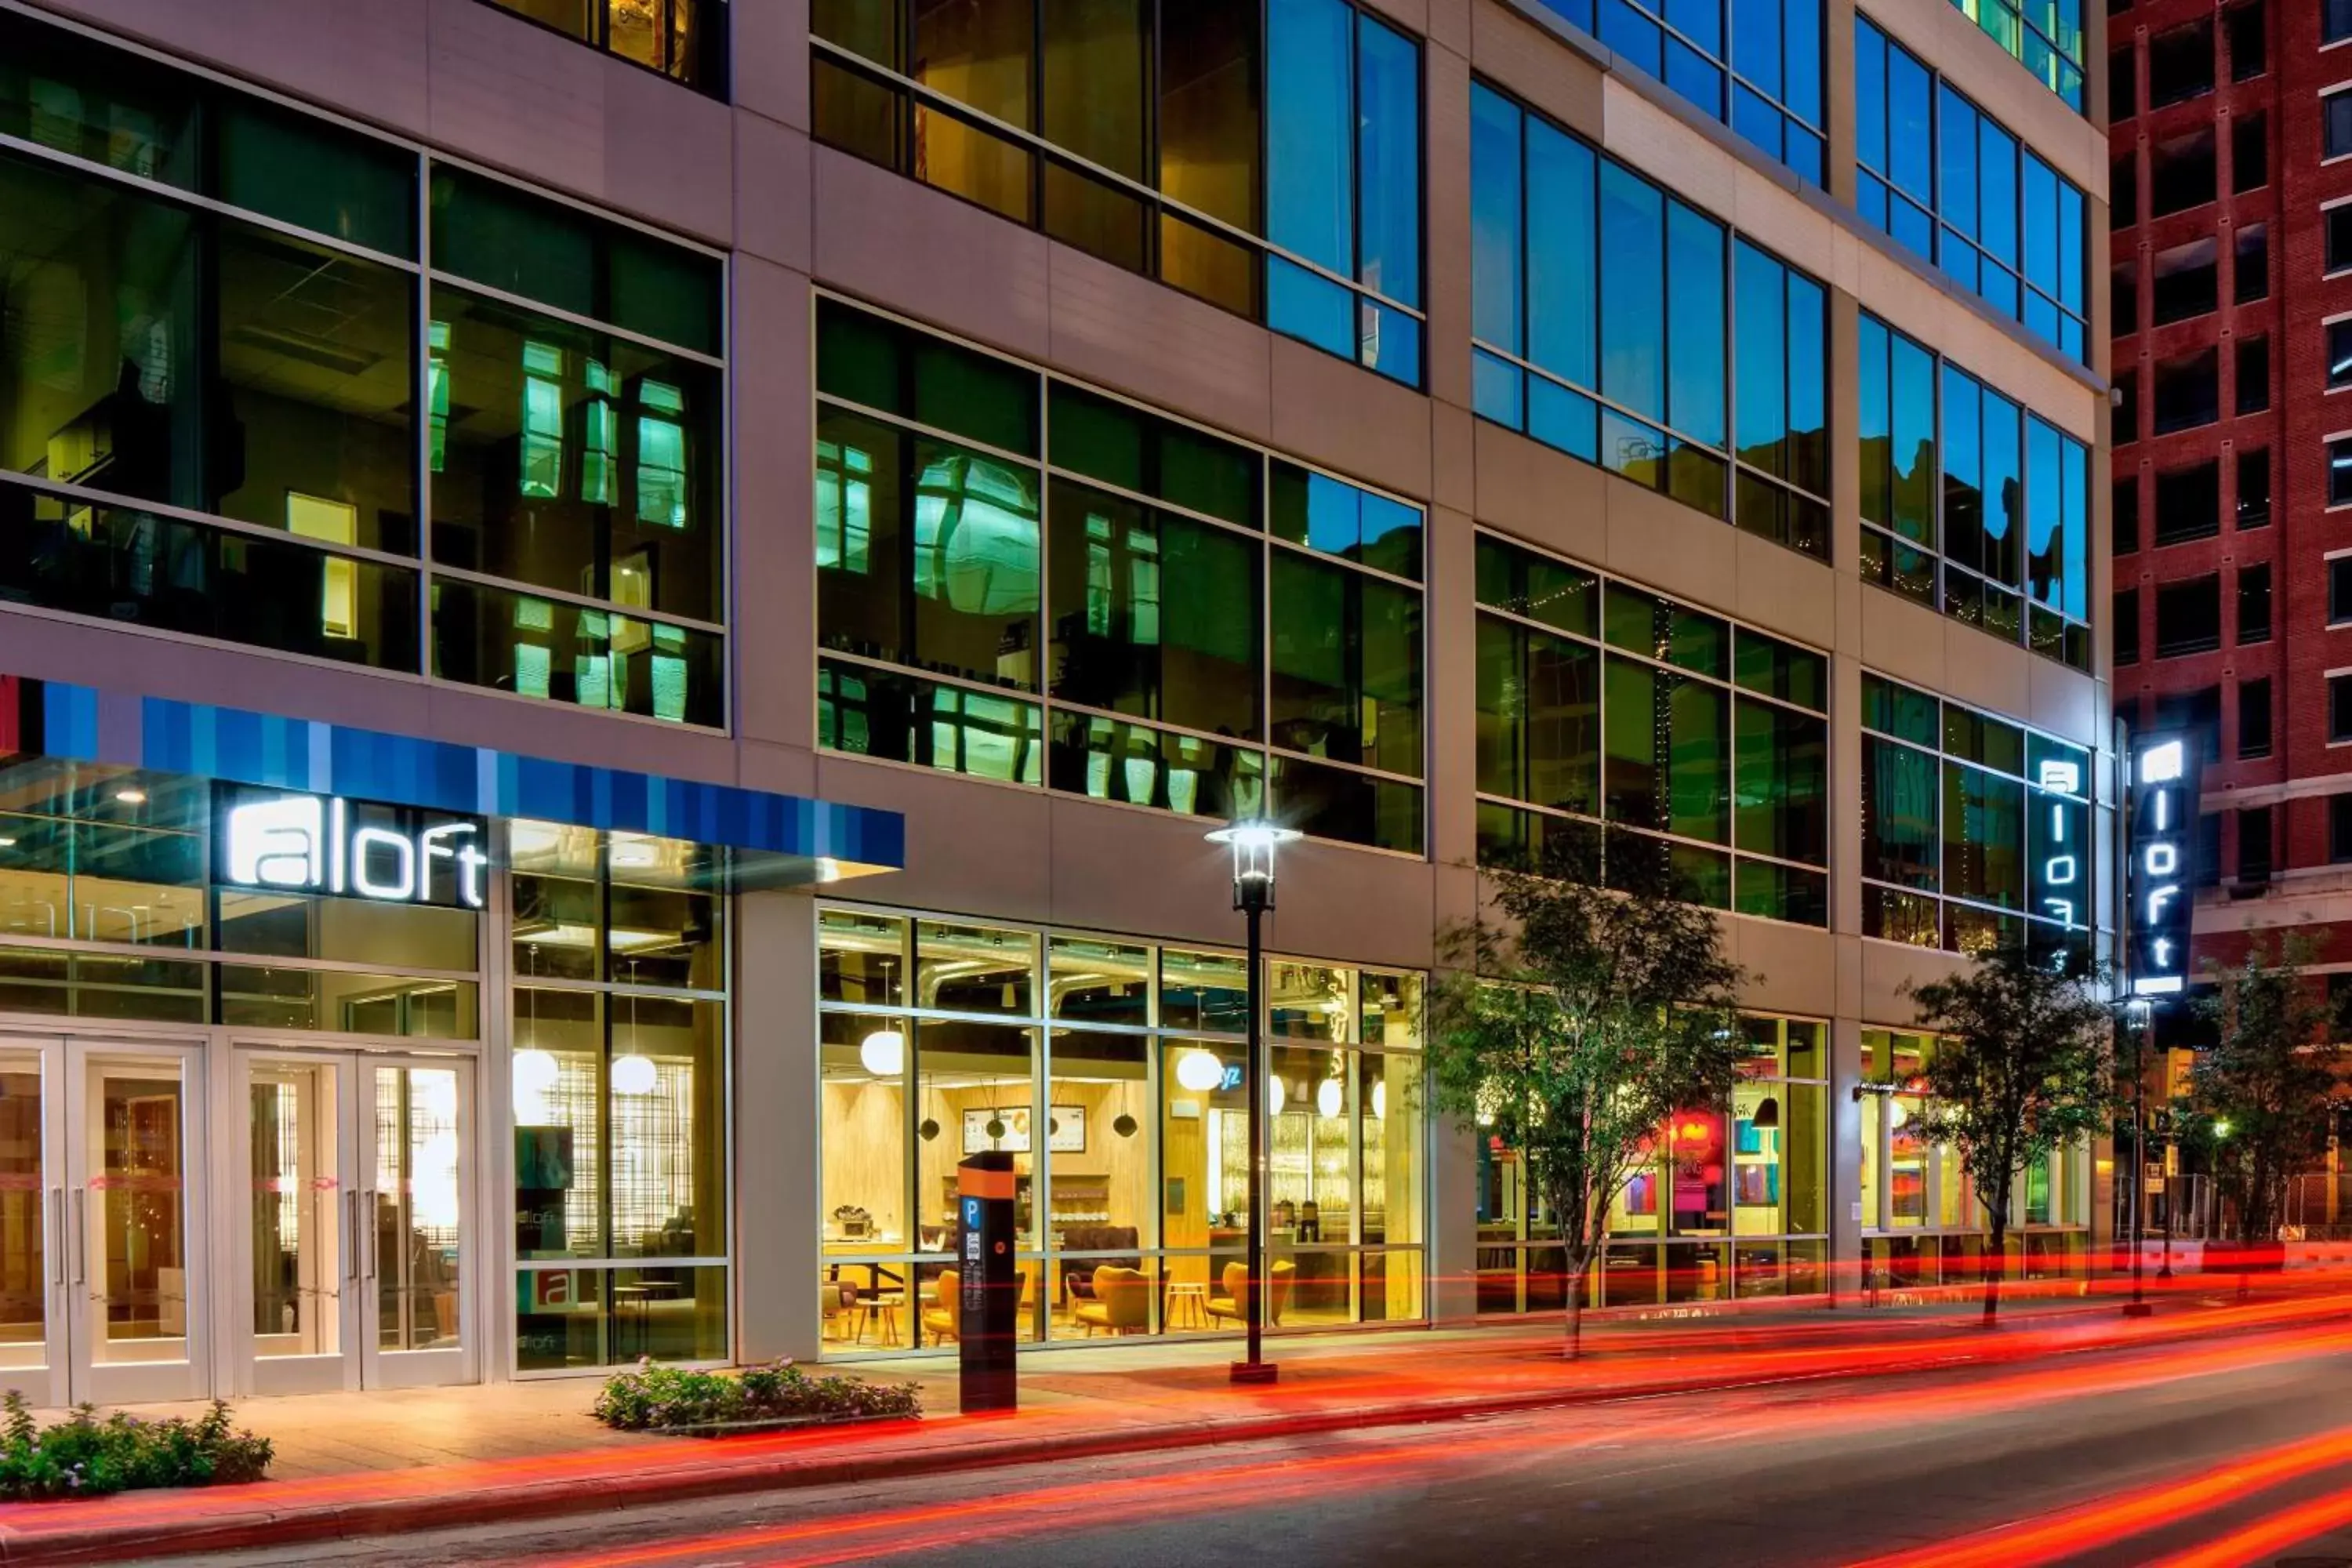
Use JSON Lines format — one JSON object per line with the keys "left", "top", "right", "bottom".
{"left": 48, "top": 1187, "right": 62, "bottom": 1287}
{"left": 345, "top": 1189, "right": 360, "bottom": 1284}
{"left": 362, "top": 1192, "right": 377, "bottom": 1281}
{"left": 69, "top": 1189, "right": 83, "bottom": 1286}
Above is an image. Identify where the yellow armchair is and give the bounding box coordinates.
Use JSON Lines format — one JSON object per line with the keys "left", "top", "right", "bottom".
{"left": 1204, "top": 1260, "right": 1294, "bottom": 1327}
{"left": 921, "top": 1269, "right": 959, "bottom": 1345}
{"left": 1072, "top": 1265, "right": 1151, "bottom": 1335}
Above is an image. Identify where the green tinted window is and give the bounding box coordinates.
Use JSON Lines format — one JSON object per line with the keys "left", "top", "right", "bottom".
{"left": 1474, "top": 536, "right": 1598, "bottom": 635}
{"left": 1050, "top": 383, "right": 1258, "bottom": 525}
{"left": 1602, "top": 655, "right": 1727, "bottom": 844}
{"left": 1602, "top": 583, "right": 1727, "bottom": 677}
{"left": 815, "top": 408, "right": 1042, "bottom": 689}
{"left": 1862, "top": 739, "right": 1939, "bottom": 888}
{"left": 1733, "top": 630, "right": 1828, "bottom": 713}
{"left": 218, "top": 100, "right": 416, "bottom": 256}
{"left": 430, "top": 169, "right": 720, "bottom": 354}
{"left": 1269, "top": 552, "right": 1423, "bottom": 778}
{"left": 1733, "top": 699, "right": 1828, "bottom": 863}
{"left": 1046, "top": 711, "right": 1264, "bottom": 818}
{"left": 432, "top": 288, "right": 722, "bottom": 621}
{"left": 0, "top": 151, "right": 418, "bottom": 550}
{"left": 1942, "top": 705, "right": 2025, "bottom": 776}
{"left": 1475, "top": 615, "right": 1599, "bottom": 815}
{"left": 818, "top": 300, "right": 1040, "bottom": 456}
{"left": 1942, "top": 764, "right": 2025, "bottom": 908}
{"left": 1860, "top": 673, "right": 1939, "bottom": 746}
{"left": 819, "top": 659, "right": 1045, "bottom": 782}
{"left": 1046, "top": 479, "right": 1261, "bottom": 738}
{"left": 1269, "top": 756, "right": 1424, "bottom": 855}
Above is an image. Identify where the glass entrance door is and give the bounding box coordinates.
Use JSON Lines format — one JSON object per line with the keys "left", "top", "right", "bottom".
{"left": 365, "top": 1061, "right": 470, "bottom": 1388}
{"left": 71, "top": 1040, "right": 207, "bottom": 1404}
{"left": 0, "top": 1041, "right": 57, "bottom": 1406}
{"left": 241, "top": 1051, "right": 474, "bottom": 1393}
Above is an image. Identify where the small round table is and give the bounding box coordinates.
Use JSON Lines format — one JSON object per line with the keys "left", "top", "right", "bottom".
{"left": 860, "top": 1291, "right": 906, "bottom": 1346}
{"left": 1163, "top": 1281, "right": 1210, "bottom": 1330}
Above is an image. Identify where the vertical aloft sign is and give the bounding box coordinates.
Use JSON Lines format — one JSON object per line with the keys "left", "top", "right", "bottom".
{"left": 2128, "top": 734, "right": 2201, "bottom": 997}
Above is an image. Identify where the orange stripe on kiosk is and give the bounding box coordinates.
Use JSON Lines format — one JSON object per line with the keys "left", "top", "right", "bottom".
{"left": 956, "top": 1150, "right": 1018, "bottom": 1412}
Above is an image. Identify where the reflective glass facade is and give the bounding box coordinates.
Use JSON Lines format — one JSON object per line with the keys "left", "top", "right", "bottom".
{"left": 1944, "top": 0, "right": 2085, "bottom": 111}
{"left": 817, "top": 908, "right": 1425, "bottom": 1348}
{"left": 1473, "top": 532, "right": 1831, "bottom": 927}
{"left": 1470, "top": 82, "right": 1830, "bottom": 558}
{"left": 0, "top": 14, "right": 728, "bottom": 724}
{"left": 811, "top": 0, "right": 1424, "bottom": 386}
{"left": 1859, "top": 314, "right": 2093, "bottom": 670}
{"left": 1854, "top": 16, "right": 2089, "bottom": 364}
{"left": 1477, "top": 1014, "right": 1829, "bottom": 1311}
{"left": 1860, "top": 673, "right": 2096, "bottom": 959}
{"left": 1524, "top": 0, "right": 1825, "bottom": 182}
{"left": 815, "top": 297, "right": 1426, "bottom": 854}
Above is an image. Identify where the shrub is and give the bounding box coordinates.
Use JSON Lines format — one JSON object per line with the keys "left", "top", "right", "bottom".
{"left": 593, "top": 1359, "right": 921, "bottom": 1432}
{"left": 0, "top": 1391, "right": 274, "bottom": 1500}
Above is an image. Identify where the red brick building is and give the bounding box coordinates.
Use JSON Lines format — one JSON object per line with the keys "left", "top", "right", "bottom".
{"left": 2112, "top": 0, "right": 2352, "bottom": 997}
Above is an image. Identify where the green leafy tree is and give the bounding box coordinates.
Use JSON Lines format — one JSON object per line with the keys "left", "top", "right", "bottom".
{"left": 1428, "top": 837, "right": 1747, "bottom": 1359}
{"left": 1907, "top": 946, "right": 2113, "bottom": 1327}
{"left": 2190, "top": 934, "right": 2343, "bottom": 1247}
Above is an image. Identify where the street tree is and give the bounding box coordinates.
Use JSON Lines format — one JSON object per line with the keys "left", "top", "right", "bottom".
{"left": 1428, "top": 836, "right": 1747, "bottom": 1359}
{"left": 2190, "top": 933, "right": 2343, "bottom": 1253}
{"left": 1907, "top": 946, "right": 2113, "bottom": 1327}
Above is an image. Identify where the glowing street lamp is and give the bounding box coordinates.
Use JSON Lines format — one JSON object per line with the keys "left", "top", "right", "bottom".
{"left": 1205, "top": 817, "right": 1299, "bottom": 1384}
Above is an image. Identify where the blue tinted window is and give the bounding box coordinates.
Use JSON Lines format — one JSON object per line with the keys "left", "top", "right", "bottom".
{"left": 1853, "top": 16, "right": 2088, "bottom": 365}
{"left": 1265, "top": 0, "right": 1422, "bottom": 387}
{"left": 1526, "top": 119, "right": 1597, "bottom": 387}
{"left": 1668, "top": 202, "right": 1726, "bottom": 449}
{"left": 1469, "top": 82, "right": 1824, "bottom": 556}
{"left": 1532, "top": 0, "right": 1823, "bottom": 182}
{"left": 1599, "top": 162, "right": 1665, "bottom": 425}
{"left": 1469, "top": 85, "right": 1523, "bottom": 358}
{"left": 1860, "top": 311, "right": 2091, "bottom": 668}
{"left": 1267, "top": 0, "right": 1352, "bottom": 275}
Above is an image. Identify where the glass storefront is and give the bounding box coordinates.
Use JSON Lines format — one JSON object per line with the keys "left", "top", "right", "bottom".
{"left": 509, "top": 825, "right": 731, "bottom": 1371}
{"left": 1476, "top": 1013, "right": 1829, "bottom": 1312}
{"left": 1859, "top": 1026, "right": 2090, "bottom": 1286}
{"left": 816, "top": 906, "right": 1426, "bottom": 1352}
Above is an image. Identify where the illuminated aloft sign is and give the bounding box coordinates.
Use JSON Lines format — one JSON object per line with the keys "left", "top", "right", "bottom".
{"left": 2027, "top": 750, "right": 2089, "bottom": 933}
{"left": 2128, "top": 735, "right": 2201, "bottom": 996}
{"left": 215, "top": 786, "right": 488, "bottom": 909}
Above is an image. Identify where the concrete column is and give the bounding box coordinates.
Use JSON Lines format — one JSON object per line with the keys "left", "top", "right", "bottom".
{"left": 735, "top": 887, "right": 820, "bottom": 1364}
{"left": 1428, "top": 1120, "right": 1482, "bottom": 1323}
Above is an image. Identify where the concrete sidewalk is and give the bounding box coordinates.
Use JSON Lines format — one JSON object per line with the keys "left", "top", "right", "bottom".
{"left": 0, "top": 1283, "right": 2323, "bottom": 1566}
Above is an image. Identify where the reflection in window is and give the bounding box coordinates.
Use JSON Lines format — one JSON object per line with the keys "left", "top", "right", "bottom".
{"left": 1474, "top": 534, "right": 1827, "bottom": 925}
{"left": 1855, "top": 18, "right": 2087, "bottom": 363}
{"left": 815, "top": 299, "right": 1425, "bottom": 854}
{"left": 1470, "top": 85, "right": 1827, "bottom": 556}
{"left": 1859, "top": 314, "right": 2090, "bottom": 670}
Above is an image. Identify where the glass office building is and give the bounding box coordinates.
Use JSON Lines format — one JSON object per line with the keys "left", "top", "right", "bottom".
{"left": 0, "top": 0, "right": 2110, "bottom": 1393}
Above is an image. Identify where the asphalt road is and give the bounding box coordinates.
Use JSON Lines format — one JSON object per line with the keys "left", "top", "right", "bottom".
{"left": 144, "top": 1312, "right": 2352, "bottom": 1568}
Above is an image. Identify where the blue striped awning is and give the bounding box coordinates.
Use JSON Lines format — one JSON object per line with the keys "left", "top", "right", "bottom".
{"left": 1, "top": 674, "right": 902, "bottom": 888}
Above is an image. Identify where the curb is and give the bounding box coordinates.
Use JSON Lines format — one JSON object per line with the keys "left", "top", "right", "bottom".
{"left": 2, "top": 1294, "right": 2330, "bottom": 1565}
{"left": 0, "top": 1361, "right": 1937, "bottom": 1566}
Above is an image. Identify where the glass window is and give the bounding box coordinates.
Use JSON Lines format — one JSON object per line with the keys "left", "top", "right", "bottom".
{"left": 1862, "top": 673, "right": 2092, "bottom": 954}
{"left": 432, "top": 290, "right": 720, "bottom": 622}
{"left": 1269, "top": 550, "right": 1423, "bottom": 779}
{"left": 1853, "top": 20, "right": 2087, "bottom": 362}
{"left": 430, "top": 169, "right": 719, "bottom": 356}
{"left": 1047, "top": 480, "right": 1261, "bottom": 738}
{"left": 1474, "top": 532, "right": 1825, "bottom": 924}
{"left": 1468, "top": 85, "right": 1820, "bottom": 554}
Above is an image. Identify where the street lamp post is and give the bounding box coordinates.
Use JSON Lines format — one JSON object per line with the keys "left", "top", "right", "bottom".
{"left": 2124, "top": 999, "right": 2153, "bottom": 1318}
{"left": 1207, "top": 818, "right": 1301, "bottom": 1386}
